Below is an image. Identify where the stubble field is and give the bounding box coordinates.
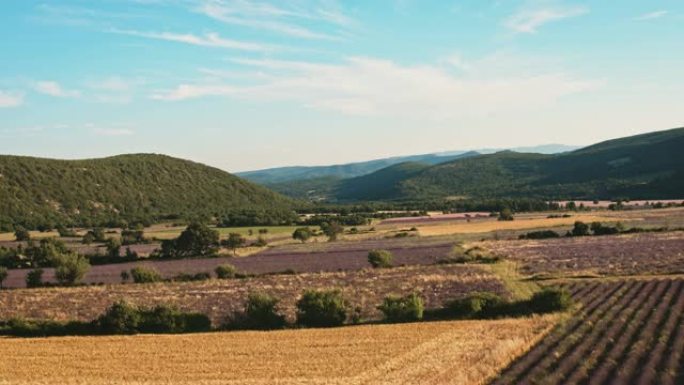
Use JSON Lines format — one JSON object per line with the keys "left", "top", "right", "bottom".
{"left": 0, "top": 316, "right": 557, "bottom": 385}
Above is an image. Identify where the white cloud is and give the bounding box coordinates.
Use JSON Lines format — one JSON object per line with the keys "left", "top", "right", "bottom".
{"left": 634, "top": 10, "right": 668, "bottom": 21}
{"left": 110, "top": 29, "right": 276, "bottom": 51}
{"left": 195, "top": 0, "right": 352, "bottom": 40}
{"left": 151, "top": 56, "right": 599, "bottom": 120}
{"left": 33, "top": 81, "right": 81, "bottom": 98}
{"left": 85, "top": 123, "right": 135, "bottom": 136}
{"left": 505, "top": 6, "right": 588, "bottom": 33}
{"left": 0, "top": 91, "right": 24, "bottom": 108}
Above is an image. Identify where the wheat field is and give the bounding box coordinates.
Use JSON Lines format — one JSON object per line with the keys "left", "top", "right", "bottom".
{"left": 415, "top": 214, "right": 616, "bottom": 236}
{"left": 0, "top": 316, "right": 556, "bottom": 385}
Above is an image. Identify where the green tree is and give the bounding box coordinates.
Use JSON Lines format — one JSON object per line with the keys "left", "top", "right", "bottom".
{"left": 105, "top": 237, "right": 122, "bottom": 258}
{"left": 54, "top": 252, "right": 91, "bottom": 286}
{"left": 320, "top": 221, "right": 343, "bottom": 241}
{"left": 161, "top": 223, "right": 219, "bottom": 258}
{"left": 221, "top": 233, "right": 246, "bottom": 256}
{"left": 572, "top": 221, "right": 590, "bottom": 236}
{"left": 292, "top": 227, "right": 312, "bottom": 243}
{"left": 14, "top": 226, "right": 31, "bottom": 242}
{"left": 26, "top": 268, "right": 44, "bottom": 288}
{"left": 498, "top": 208, "right": 514, "bottom": 221}
{"left": 227, "top": 292, "right": 286, "bottom": 330}
{"left": 368, "top": 249, "right": 393, "bottom": 268}
{"left": 296, "top": 289, "right": 347, "bottom": 327}
{"left": 0, "top": 267, "right": 7, "bottom": 289}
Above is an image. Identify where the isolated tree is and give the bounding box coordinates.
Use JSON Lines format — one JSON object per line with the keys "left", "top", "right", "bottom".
{"left": 320, "top": 221, "right": 344, "bottom": 242}
{"left": 292, "top": 227, "right": 312, "bottom": 243}
{"left": 498, "top": 208, "right": 514, "bottom": 221}
{"left": 54, "top": 252, "right": 91, "bottom": 286}
{"left": 566, "top": 201, "right": 577, "bottom": 211}
{"left": 296, "top": 289, "right": 347, "bottom": 327}
{"left": 14, "top": 226, "right": 30, "bottom": 242}
{"left": 222, "top": 233, "right": 246, "bottom": 256}
{"left": 0, "top": 267, "right": 7, "bottom": 289}
{"left": 162, "top": 222, "right": 219, "bottom": 258}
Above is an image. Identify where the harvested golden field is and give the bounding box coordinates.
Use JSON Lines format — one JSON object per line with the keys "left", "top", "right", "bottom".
{"left": 414, "top": 214, "right": 616, "bottom": 236}
{"left": 0, "top": 316, "right": 557, "bottom": 385}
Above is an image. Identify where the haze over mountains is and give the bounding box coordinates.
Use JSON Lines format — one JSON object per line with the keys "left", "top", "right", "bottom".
{"left": 237, "top": 144, "right": 578, "bottom": 185}
{"left": 243, "top": 128, "right": 684, "bottom": 202}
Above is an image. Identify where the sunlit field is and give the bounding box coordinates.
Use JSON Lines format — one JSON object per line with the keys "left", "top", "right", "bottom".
{"left": 0, "top": 316, "right": 556, "bottom": 385}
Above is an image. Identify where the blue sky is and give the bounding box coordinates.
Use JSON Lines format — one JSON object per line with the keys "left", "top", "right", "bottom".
{"left": 1, "top": 0, "right": 682, "bottom": 172}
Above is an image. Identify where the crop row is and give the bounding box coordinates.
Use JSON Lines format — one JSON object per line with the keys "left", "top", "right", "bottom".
{"left": 491, "top": 278, "right": 684, "bottom": 385}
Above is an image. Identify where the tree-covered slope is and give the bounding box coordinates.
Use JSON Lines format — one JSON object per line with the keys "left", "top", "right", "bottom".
{"left": 337, "top": 127, "right": 684, "bottom": 201}
{"left": 0, "top": 154, "right": 296, "bottom": 229}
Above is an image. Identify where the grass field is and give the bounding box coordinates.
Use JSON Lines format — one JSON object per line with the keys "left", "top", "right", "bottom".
{"left": 411, "top": 214, "right": 616, "bottom": 236}
{"left": 0, "top": 316, "right": 557, "bottom": 385}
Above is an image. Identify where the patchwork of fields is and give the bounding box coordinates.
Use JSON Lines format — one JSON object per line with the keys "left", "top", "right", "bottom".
{"left": 0, "top": 316, "right": 556, "bottom": 385}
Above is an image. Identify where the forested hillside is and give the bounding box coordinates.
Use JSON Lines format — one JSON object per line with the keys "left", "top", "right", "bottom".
{"left": 0, "top": 154, "right": 296, "bottom": 230}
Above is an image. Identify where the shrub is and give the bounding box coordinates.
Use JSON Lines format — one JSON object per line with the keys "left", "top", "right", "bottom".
{"left": 14, "top": 226, "right": 31, "bottom": 242}
{"left": 252, "top": 236, "right": 268, "bottom": 247}
{"left": 97, "top": 301, "right": 211, "bottom": 334}
{"left": 215, "top": 264, "right": 237, "bottom": 279}
{"left": 378, "top": 293, "right": 424, "bottom": 322}
{"left": 97, "top": 301, "right": 142, "bottom": 334}
{"left": 498, "top": 208, "right": 514, "bottom": 221}
{"left": 292, "top": 227, "right": 312, "bottom": 243}
{"left": 173, "top": 272, "right": 211, "bottom": 282}
{"left": 590, "top": 222, "right": 620, "bottom": 236}
{"left": 120, "top": 270, "right": 130, "bottom": 283}
{"left": 0, "top": 267, "right": 7, "bottom": 289}
{"left": 56, "top": 226, "right": 78, "bottom": 237}
{"left": 519, "top": 230, "right": 560, "bottom": 240}
{"left": 130, "top": 266, "right": 162, "bottom": 283}
{"left": 296, "top": 289, "right": 347, "bottom": 327}
{"left": 445, "top": 292, "right": 505, "bottom": 319}
{"left": 368, "top": 249, "right": 393, "bottom": 268}
{"left": 227, "top": 292, "right": 286, "bottom": 330}
{"left": 572, "top": 221, "right": 590, "bottom": 236}
{"left": 26, "top": 268, "right": 44, "bottom": 288}
{"left": 54, "top": 252, "right": 91, "bottom": 286}
{"left": 529, "top": 287, "right": 572, "bottom": 313}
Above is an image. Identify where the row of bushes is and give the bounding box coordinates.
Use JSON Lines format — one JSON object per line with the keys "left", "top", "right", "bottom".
{"left": 519, "top": 221, "right": 681, "bottom": 240}
{"left": 0, "top": 287, "right": 572, "bottom": 337}
{"left": 0, "top": 302, "right": 210, "bottom": 337}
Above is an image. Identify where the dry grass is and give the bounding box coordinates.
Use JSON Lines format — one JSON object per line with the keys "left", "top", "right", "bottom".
{"left": 0, "top": 316, "right": 557, "bottom": 385}
{"left": 414, "top": 214, "right": 616, "bottom": 236}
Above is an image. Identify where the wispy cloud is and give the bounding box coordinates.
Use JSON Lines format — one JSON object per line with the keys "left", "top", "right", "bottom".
{"left": 110, "top": 29, "right": 276, "bottom": 51}
{"left": 0, "top": 91, "right": 24, "bottom": 108}
{"left": 85, "top": 123, "right": 135, "bottom": 136}
{"left": 195, "top": 0, "right": 354, "bottom": 40}
{"left": 33, "top": 81, "right": 81, "bottom": 98}
{"left": 634, "top": 10, "right": 668, "bottom": 21}
{"left": 505, "top": 5, "right": 588, "bottom": 33}
{"left": 151, "top": 56, "right": 599, "bottom": 120}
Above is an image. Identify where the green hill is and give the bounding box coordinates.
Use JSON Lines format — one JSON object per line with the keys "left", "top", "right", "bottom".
{"left": 0, "top": 154, "right": 296, "bottom": 230}
{"left": 336, "top": 127, "right": 684, "bottom": 201}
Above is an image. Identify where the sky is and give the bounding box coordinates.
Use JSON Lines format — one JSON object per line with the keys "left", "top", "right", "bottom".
{"left": 1, "top": 0, "right": 682, "bottom": 172}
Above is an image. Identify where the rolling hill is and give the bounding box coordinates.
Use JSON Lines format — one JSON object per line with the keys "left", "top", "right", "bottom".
{"left": 0, "top": 154, "right": 296, "bottom": 230}
{"left": 335, "top": 127, "right": 684, "bottom": 201}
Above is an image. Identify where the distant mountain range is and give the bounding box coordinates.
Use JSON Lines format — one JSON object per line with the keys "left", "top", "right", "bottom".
{"left": 242, "top": 129, "right": 684, "bottom": 202}
{"left": 237, "top": 144, "right": 578, "bottom": 185}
